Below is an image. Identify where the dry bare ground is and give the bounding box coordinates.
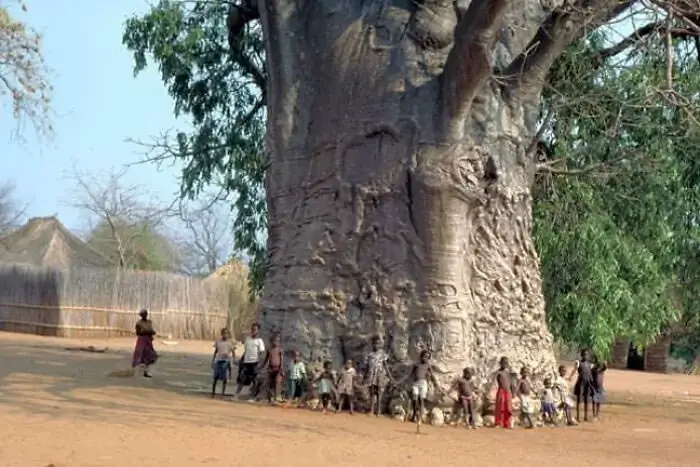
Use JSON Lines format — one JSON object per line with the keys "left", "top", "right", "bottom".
{"left": 0, "top": 332, "right": 699, "bottom": 467}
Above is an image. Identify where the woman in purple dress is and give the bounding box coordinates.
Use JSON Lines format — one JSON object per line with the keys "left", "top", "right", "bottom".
{"left": 132, "top": 308, "right": 158, "bottom": 377}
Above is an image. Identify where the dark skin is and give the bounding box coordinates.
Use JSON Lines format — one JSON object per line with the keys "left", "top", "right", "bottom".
{"left": 592, "top": 358, "right": 607, "bottom": 420}
{"left": 518, "top": 368, "right": 534, "bottom": 429}
{"left": 450, "top": 368, "right": 477, "bottom": 429}
{"left": 364, "top": 338, "right": 392, "bottom": 416}
{"left": 315, "top": 363, "right": 336, "bottom": 414}
{"left": 211, "top": 329, "right": 233, "bottom": 397}
{"left": 409, "top": 352, "right": 441, "bottom": 423}
{"left": 574, "top": 350, "right": 592, "bottom": 422}
{"left": 236, "top": 324, "right": 262, "bottom": 397}
{"left": 496, "top": 358, "right": 510, "bottom": 392}
{"left": 261, "top": 335, "right": 283, "bottom": 403}
{"left": 336, "top": 359, "right": 356, "bottom": 414}
{"left": 558, "top": 365, "right": 576, "bottom": 426}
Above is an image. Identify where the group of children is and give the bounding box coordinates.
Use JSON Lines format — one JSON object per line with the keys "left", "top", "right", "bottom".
{"left": 211, "top": 324, "right": 608, "bottom": 428}
{"left": 490, "top": 349, "right": 608, "bottom": 429}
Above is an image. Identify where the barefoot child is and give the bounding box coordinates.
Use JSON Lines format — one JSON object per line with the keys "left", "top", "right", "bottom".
{"left": 262, "top": 332, "right": 284, "bottom": 404}
{"left": 211, "top": 328, "right": 235, "bottom": 397}
{"left": 286, "top": 350, "right": 307, "bottom": 405}
{"left": 409, "top": 350, "right": 440, "bottom": 423}
{"left": 336, "top": 359, "right": 356, "bottom": 414}
{"left": 363, "top": 335, "right": 391, "bottom": 416}
{"left": 556, "top": 364, "right": 577, "bottom": 426}
{"left": 517, "top": 367, "right": 535, "bottom": 429}
{"left": 592, "top": 356, "right": 607, "bottom": 421}
{"left": 235, "top": 323, "right": 266, "bottom": 400}
{"left": 315, "top": 361, "right": 336, "bottom": 413}
{"left": 541, "top": 377, "right": 557, "bottom": 425}
{"left": 494, "top": 356, "right": 513, "bottom": 428}
{"left": 450, "top": 367, "right": 477, "bottom": 429}
{"left": 573, "top": 349, "right": 594, "bottom": 422}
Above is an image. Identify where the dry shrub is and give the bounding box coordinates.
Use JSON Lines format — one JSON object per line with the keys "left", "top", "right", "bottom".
{"left": 205, "top": 260, "right": 257, "bottom": 341}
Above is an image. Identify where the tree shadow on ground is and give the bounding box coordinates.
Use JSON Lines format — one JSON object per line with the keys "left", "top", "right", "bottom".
{"left": 0, "top": 337, "right": 376, "bottom": 439}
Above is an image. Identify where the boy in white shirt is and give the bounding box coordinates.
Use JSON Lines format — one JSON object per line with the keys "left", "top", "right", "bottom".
{"left": 235, "top": 323, "right": 266, "bottom": 399}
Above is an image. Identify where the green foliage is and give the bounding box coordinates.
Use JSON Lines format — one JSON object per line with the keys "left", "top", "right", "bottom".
{"left": 535, "top": 31, "right": 700, "bottom": 358}
{"left": 122, "top": 4, "right": 700, "bottom": 358}
{"left": 86, "top": 218, "right": 180, "bottom": 271}
{"left": 122, "top": 0, "right": 267, "bottom": 293}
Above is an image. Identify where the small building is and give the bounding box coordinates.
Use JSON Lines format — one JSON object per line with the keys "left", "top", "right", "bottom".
{"left": 0, "top": 216, "right": 229, "bottom": 340}
{"left": 610, "top": 335, "right": 671, "bottom": 373}
{"left": 0, "top": 216, "right": 111, "bottom": 268}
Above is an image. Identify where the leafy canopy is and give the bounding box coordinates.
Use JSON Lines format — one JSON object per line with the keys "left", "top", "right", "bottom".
{"left": 124, "top": 3, "right": 700, "bottom": 358}
{"left": 123, "top": 0, "right": 266, "bottom": 291}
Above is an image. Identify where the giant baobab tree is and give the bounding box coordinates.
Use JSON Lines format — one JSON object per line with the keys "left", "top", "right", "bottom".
{"left": 127, "top": 0, "right": 700, "bottom": 387}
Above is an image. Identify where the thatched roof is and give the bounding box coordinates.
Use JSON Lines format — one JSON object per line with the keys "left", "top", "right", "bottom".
{"left": 204, "top": 260, "right": 249, "bottom": 283}
{"left": 0, "top": 216, "right": 111, "bottom": 269}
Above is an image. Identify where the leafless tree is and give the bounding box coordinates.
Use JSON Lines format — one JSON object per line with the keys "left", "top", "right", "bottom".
{"left": 0, "top": 180, "right": 26, "bottom": 236}
{"left": 176, "top": 194, "right": 234, "bottom": 275}
{"left": 65, "top": 165, "right": 177, "bottom": 269}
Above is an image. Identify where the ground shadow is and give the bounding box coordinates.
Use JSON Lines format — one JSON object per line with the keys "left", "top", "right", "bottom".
{"left": 0, "top": 336, "right": 376, "bottom": 439}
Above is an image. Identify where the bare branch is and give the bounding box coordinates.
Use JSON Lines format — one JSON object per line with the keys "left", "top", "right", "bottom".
{"left": 439, "top": 0, "right": 509, "bottom": 138}
{"left": 0, "top": 179, "right": 26, "bottom": 236}
{"left": 0, "top": 1, "right": 54, "bottom": 140}
{"left": 502, "top": 1, "right": 634, "bottom": 101}
{"left": 64, "top": 163, "right": 179, "bottom": 270}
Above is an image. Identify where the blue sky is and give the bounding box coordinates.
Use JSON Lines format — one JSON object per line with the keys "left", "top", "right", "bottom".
{"left": 1, "top": 0, "right": 184, "bottom": 232}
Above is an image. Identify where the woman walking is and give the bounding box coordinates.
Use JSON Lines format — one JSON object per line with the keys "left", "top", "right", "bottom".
{"left": 132, "top": 308, "right": 158, "bottom": 377}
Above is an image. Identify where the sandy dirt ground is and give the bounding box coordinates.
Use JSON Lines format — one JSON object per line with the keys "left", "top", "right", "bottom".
{"left": 1, "top": 332, "right": 699, "bottom": 467}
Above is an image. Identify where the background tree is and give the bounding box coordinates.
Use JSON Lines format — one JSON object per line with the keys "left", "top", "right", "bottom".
{"left": 67, "top": 166, "right": 180, "bottom": 271}
{"left": 124, "top": 1, "right": 700, "bottom": 383}
{"left": 0, "top": 180, "right": 26, "bottom": 236}
{"left": 176, "top": 193, "right": 234, "bottom": 275}
{"left": 123, "top": 0, "right": 266, "bottom": 291}
{"left": 0, "top": 0, "right": 52, "bottom": 138}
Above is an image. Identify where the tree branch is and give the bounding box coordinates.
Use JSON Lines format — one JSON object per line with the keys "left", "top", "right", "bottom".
{"left": 439, "top": 0, "right": 509, "bottom": 139}
{"left": 502, "top": 1, "right": 634, "bottom": 100}
{"left": 227, "top": 0, "right": 266, "bottom": 96}
{"left": 596, "top": 22, "right": 699, "bottom": 64}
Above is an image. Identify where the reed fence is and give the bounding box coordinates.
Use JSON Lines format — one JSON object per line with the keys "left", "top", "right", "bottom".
{"left": 0, "top": 262, "right": 229, "bottom": 340}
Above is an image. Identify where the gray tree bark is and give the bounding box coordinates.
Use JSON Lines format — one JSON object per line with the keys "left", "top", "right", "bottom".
{"left": 254, "top": 0, "right": 631, "bottom": 388}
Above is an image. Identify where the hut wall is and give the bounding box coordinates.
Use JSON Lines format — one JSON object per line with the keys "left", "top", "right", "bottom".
{"left": 644, "top": 337, "right": 671, "bottom": 373}
{"left": 610, "top": 338, "right": 630, "bottom": 369}
{"left": 0, "top": 263, "right": 228, "bottom": 340}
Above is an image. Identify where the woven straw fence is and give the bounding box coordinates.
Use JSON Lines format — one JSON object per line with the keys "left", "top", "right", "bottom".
{"left": 0, "top": 262, "right": 229, "bottom": 340}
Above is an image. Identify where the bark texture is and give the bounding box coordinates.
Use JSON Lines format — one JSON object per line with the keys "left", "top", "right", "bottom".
{"left": 258, "top": 0, "right": 566, "bottom": 389}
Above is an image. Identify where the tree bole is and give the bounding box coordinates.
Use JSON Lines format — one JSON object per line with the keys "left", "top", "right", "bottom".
{"left": 258, "top": 0, "right": 558, "bottom": 390}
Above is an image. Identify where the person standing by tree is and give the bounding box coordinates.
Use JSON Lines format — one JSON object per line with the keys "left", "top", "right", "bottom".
{"left": 363, "top": 335, "right": 391, "bottom": 416}
{"left": 235, "top": 323, "right": 265, "bottom": 400}
{"left": 132, "top": 308, "right": 158, "bottom": 378}
{"left": 494, "top": 357, "right": 513, "bottom": 428}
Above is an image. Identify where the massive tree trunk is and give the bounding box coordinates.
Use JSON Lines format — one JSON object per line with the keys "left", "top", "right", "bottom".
{"left": 254, "top": 0, "right": 628, "bottom": 388}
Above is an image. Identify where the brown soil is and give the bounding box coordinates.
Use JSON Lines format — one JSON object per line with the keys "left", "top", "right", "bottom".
{"left": 1, "top": 332, "right": 699, "bottom": 467}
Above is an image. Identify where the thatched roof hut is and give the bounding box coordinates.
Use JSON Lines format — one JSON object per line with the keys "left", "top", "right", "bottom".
{"left": 0, "top": 216, "right": 110, "bottom": 269}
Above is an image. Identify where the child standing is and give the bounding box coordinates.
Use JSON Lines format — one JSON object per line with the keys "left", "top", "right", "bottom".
{"left": 211, "top": 328, "right": 235, "bottom": 397}
{"left": 494, "top": 356, "right": 513, "bottom": 428}
{"left": 262, "top": 333, "right": 284, "bottom": 404}
{"left": 555, "top": 364, "right": 577, "bottom": 426}
{"left": 286, "top": 350, "right": 307, "bottom": 405}
{"left": 517, "top": 367, "right": 535, "bottom": 429}
{"left": 315, "top": 361, "right": 336, "bottom": 413}
{"left": 573, "top": 349, "right": 594, "bottom": 422}
{"left": 336, "top": 359, "right": 356, "bottom": 414}
{"left": 450, "top": 367, "right": 477, "bottom": 429}
{"left": 235, "top": 323, "right": 266, "bottom": 400}
{"left": 541, "top": 377, "right": 557, "bottom": 425}
{"left": 592, "top": 356, "right": 607, "bottom": 421}
{"left": 409, "top": 350, "right": 440, "bottom": 423}
{"left": 363, "top": 335, "right": 391, "bottom": 416}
